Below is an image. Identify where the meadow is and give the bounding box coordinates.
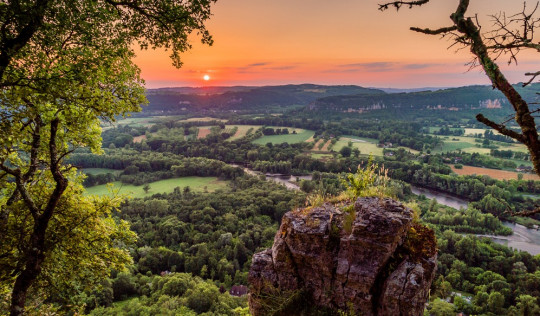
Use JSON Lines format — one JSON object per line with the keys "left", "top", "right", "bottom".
{"left": 252, "top": 128, "right": 315, "bottom": 145}
{"left": 84, "top": 177, "right": 228, "bottom": 197}
{"left": 333, "top": 136, "right": 384, "bottom": 156}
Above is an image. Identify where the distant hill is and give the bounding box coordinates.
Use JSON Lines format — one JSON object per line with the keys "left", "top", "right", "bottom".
{"left": 142, "top": 83, "right": 540, "bottom": 115}
{"left": 144, "top": 84, "right": 385, "bottom": 114}
{"left": 373, "top": 87, "right": 449, "bottom": 94}
{"left": 309, "top": 83, "right": 540, "bottom": 113}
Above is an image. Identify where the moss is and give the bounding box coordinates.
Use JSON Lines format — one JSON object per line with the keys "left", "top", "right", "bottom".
{"left": 403, "top": 222, "right": 437, "bottom": 263}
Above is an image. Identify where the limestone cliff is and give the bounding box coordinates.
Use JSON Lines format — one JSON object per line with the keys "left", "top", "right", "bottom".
{"left": 248, "top": 197, "right": 437, "bottom": 316}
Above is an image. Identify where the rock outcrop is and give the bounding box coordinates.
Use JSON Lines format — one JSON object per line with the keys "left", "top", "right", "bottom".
{"left": 248, "top": 197, "right": 437, "bottom": 316}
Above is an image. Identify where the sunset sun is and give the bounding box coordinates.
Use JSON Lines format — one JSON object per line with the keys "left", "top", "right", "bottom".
{"left": 203, "top": 74, "right": 210, "bottom": 81}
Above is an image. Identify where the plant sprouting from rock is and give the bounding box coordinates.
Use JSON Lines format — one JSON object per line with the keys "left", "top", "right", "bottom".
{"left": 341, "top": 156, "right": 391, "bottom": 199}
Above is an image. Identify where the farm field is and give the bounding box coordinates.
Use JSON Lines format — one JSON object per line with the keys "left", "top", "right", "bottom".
{"left": 227, "top": 125, "right": 261, "bottom": 141}
{"left": 311, "top": 153, "right": 334, "bottom": 160}
{"left": 431, "top": 135, "right": 527, "bottom": 154}
{"left": 334, "top": 136, "right": 383, "bottom": 156}
{"left": 311, "top": 139, "right": 325, "bottom": 150}
{"left": 252, "top": 128, "right": 314, "bottom": 145}
{"left": 197, "top": 127, "right": 211, "bottom": 139}
{"left": 179, "top": 117, "right": 227, "bottom": 123}
{"left": 84, "top": 176, "right": 228, "bottom": 197}
{"left": 101, "top": 117, "right": 159, "bottom": 130}
{"left": 451, "top": 165, "right": 539, "bottom": 181}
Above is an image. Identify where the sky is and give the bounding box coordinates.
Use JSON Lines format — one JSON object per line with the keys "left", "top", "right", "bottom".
{"left": 133, "top": 0, "right": 540, "bottom": 89}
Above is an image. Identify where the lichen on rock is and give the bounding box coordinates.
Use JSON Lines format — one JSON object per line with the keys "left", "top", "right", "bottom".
{"left": 248, "top": 197, "right": 437, "bottom": 316}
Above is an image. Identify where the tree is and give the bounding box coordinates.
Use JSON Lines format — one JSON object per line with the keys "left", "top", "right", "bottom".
{"left": 429, "top": 298, "right": 455, "bottom": 316}
{"left": 0, "top": 1, "right": 216, "bottom": 314}
{"left": 340, "top": 146, "right": 352, "bottom": 157}
{"left": 143, "top": 184, "right": 151, "bottom": 194}
{"left": 380, "top": 0, "right": 540, "bottom": 215}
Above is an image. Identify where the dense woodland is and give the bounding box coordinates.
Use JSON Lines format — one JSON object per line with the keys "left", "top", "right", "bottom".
{"left": 58, "top": 91, "right": 537, "bottom": 315}
{"left": 3, "top": 81, "right": 540, "bottom": 315}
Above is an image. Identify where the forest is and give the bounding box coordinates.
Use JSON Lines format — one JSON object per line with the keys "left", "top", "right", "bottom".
{"left": 1, "top": 1, "right": 540, "bottom": 315}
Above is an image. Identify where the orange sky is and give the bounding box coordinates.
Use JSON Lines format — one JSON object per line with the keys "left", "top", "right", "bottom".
{"left": 134, "top": 0, "right": 540, "bottom": 88}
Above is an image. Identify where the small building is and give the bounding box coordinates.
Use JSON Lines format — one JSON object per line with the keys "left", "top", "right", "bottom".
{"left": 229, "top": 285, "right": 248, "bottom": 297}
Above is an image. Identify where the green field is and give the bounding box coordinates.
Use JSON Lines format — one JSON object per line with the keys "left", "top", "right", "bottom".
{"left": 81, "top": 168, "right": 121, "bottom": 175}
{"left": 252, "top": 128, "right": 315, "bottom": 145}
{"left": 311, "top": 153, "right": 334, "bottom": 160}
{"left": 334, "top": 136, "right": 383, "bottom": 156}
{"left": 179, "top": 117, "right": 226, "bottom": 123}
{"left": 101, "top": 117, "right": 159, "bottom": 130}
{"left": 431, "top": 134, "right": 529, "bottom": 154}
{"left": 227, "top": 125, "right": 261, "bottom": 141}
{"left": 84, "top": 177, "right": 228, "bottom": 197}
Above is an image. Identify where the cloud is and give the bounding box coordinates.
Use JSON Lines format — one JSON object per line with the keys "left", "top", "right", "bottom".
{"left": 265, "top": 65, "right": 297, "bottom": 71}
{"left": 247, "top": 62, "right": 271, "bottom": 67}
{"left": 337, "top": 62, "right": 396, "bottom": 72}
{"left": 327, "top": 61, "right": 445, "bottom": 73}
{"left": 402, "top": 63, "right": 442, "bottom": 69}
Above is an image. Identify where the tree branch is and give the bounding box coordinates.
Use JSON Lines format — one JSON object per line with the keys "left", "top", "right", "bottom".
{"left": 523, "top": 70, "right": 540, "bottom": 87}
{"left": 378, "top": 0, "right": 430, "bottom": 11}
{"left": 476, "top": 114, "right": 526, "bottom": 142}
{"left": 411, "top": 25, "right": 458, "bottom": 35}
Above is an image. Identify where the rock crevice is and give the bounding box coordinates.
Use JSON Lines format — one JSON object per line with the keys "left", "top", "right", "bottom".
{"left": 248, "top": 197, "right": 437, "bottom": 316}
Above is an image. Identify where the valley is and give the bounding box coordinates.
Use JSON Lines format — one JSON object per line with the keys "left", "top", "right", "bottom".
{"left": 76, "top": 83, "right": 540, "bottom": 315}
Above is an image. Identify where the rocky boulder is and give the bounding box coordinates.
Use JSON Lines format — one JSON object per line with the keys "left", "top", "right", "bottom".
{"left": 248, "top": 197, "right": 437, "bottom": 316}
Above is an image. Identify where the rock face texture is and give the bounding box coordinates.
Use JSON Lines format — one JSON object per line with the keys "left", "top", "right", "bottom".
{"left": 248, "top": 197, "right": 437, "bottom": 316}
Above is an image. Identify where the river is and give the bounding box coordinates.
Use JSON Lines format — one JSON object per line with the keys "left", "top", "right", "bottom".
{"left": 411, "top": 185, "right": 540, "bottom": 255}
{"left": 232, "top": 164, "right": 540, "bottom": 255}
{"left": 229, "top": 163, "right": 311, "bottom": 190}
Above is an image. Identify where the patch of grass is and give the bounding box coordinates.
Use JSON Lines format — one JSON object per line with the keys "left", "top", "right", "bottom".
{"left": 81, "top": 168, "right": 121, "bottom": 175}
{"left": 252, "top": 128, "right": 315, "bottom": 145}
{"left": 311, "top": 153, "right": 334, "bottom": 160}
{"left": 334, "top": 137, "right": 383, "bottom": 156}
{"left": 101, "top": 117, "right": 159, "bottom": 130}
{"left": 461, "top": 146, "right": 492, "bottom": 155}
{"left": 432, "top": 141, "right": 475, "bottom": 153}
{"left": 84, "top": 177, "right": 228, "bottom": 197}
{"left": 179, "top": 117, "right": 227, "bottom": 123}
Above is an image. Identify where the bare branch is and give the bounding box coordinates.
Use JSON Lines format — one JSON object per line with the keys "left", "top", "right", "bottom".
{"left": 411, "top": 25, "right": 458, "bottom": 35}
{"left": 378, "top": 0, "right": 430, "bottom": 11}
{"left": 523, "top": 70, "right": 540, "bottom": 86}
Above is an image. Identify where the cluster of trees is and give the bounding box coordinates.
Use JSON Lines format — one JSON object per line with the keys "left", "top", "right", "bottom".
{"left": 491, "top": 149, "right": 530, "bottom": 161}
{"left": 385, "top": 158, "right": 540, "bottom": 218}
{"left": 102, "top": 125, "right": 146, "bottom": 148}
{"left": 431, "top": 230, "right": 540, "bottom": 315}
{"left": 251, "top": 161, "right": 292, "bottom": 174}
{"left": 484, "top": 130, "right": 514, "bottom": 143}
{"left": 441, "top": 152, "right": 517, "bottom": 170}
{"left": 262, "top": 127, "right": 293, "bottom": 135}
{"left": 76, "top": 151, "right": 244, "bottom": 187}
{"left": 88, "top": 272, "right": 248, "bottom": 315}
{"left": 434, "top": 126, "right": 465, "bottom": 136}
{"left": 420, "top": 199, "right": 512, "bottom": 235}
{"left": 119, "top": 176, "right": 304, "bottom": 281}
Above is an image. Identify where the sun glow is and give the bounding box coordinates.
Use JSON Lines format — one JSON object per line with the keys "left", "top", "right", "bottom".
{"left": 203, "top": 74, "right": 210, "bottom": 81}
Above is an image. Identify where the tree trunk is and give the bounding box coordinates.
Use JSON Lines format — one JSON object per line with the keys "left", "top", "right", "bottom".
{"left": 9, "top": 228, "right": 47, "bottom": 316}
